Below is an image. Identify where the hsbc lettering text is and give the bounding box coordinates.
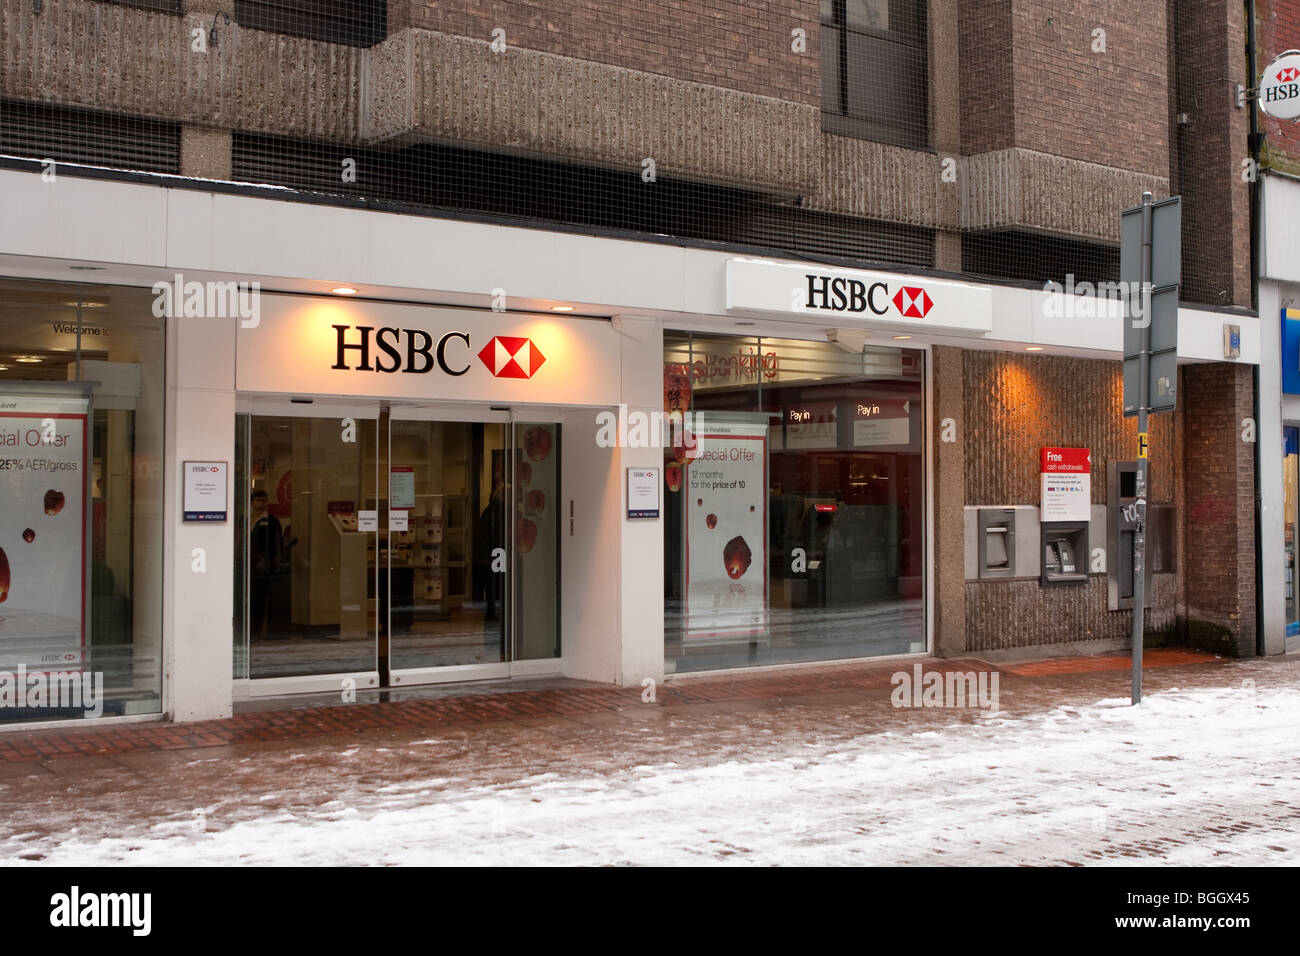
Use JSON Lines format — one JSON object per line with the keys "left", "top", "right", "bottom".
{"left": 805, "top": 275, "right": 890, "bottom": 315}
{"left": 331, "top": 325, "right": 471, "bottom": 375}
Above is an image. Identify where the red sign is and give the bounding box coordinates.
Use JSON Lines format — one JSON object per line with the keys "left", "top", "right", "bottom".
{"left": 1041, "top": 447, "right": 1090, "bottom": 474}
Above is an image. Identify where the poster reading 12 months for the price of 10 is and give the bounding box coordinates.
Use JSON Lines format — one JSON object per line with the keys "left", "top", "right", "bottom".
{"left": 0, "top": 394, "right": 88, "bottom": 673}
{"left": 684, "top": 417, "right": 768, "bottom": 642}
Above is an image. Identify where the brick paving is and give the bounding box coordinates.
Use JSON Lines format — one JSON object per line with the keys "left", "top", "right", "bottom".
{"left": 0, "top": 648, "right": 1225, "bottom": 765}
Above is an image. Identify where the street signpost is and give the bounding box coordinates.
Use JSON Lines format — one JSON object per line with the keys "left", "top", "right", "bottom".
{"left": 1120, "top": 192, "right": 1180, "bottom": 705}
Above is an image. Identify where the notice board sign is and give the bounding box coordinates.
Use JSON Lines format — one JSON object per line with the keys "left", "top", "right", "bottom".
{"left": 1041, "top": 447, "right": 1091, "bottom": 521}
{"left": 627, "top": 467, "right": 660, "bottom": 519}
{"left": 183, "top": 461, "right": 229, "bottom": 522}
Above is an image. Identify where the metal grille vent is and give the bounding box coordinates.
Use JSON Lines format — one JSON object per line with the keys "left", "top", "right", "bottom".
{"left": 235, "top": 1, "right": 387, "bottom": 48}
{"left": 961, "top": 231, "right": 1119, "bottom": 289}
{"left": 0, "top": 100, "right": 180, "bottom": 175}
{"left": 233, "top": 133, "right": 935, "bottom": 271}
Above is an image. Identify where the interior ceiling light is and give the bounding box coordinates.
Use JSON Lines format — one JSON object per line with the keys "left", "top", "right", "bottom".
{"left": 550, "top": 305, "right": 575, "bottom": 312}
{"left": 1025, "top": 346, "right": 1045, "bottom": 351}
{"left": 62, "top": 300, "right": 106, "bottom": 308}
{"left": 69, "top": 265, "right": 106, "bottom": 271}
{"left": 332, "top": 287, "right": 358, "bottom": 295}
{"left": 735, "top": 321, "right": 756, "bottom": 326}
{"left": 893, "top": 334, "right": 912, "bottom": 340}
{"left": 15, "top": 356, "right": 42, "bottom": 363}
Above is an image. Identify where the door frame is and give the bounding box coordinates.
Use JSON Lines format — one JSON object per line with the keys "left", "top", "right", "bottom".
{"left": 234, "top": 398, "right": 383, "bottom": 698}
{"left": 386, "top": 403, "right": 563, "bottom": 686}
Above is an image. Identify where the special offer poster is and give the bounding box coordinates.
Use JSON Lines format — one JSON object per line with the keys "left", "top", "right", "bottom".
{"left": 0, "top": 396, "right": 88, "bottom": 672}
{"left": 684, "top": 416, "right": 768, "bottom": 641}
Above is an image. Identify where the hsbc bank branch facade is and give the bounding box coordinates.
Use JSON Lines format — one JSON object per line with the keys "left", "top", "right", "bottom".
{"left": 0, "top": 169, "right": 1262, "bottom": 725}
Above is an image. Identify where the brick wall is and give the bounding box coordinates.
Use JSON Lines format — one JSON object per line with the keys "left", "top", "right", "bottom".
{"left": 389, "top": 0, "right": 822, "bottom": 108}
{"left": 949, "top": 352, "right": 1256, "bottom": 656}
{"left": 959, "top": 350, "right": 1180, "bottom": 652}
{"left": 961, "top": 0, "right": 1170, "bottom": 177}
{"left": 1181, "top": 362, "right": 1257, "bottom": 657}
{"left": 960, "top": 0, "right": 1016, "bottom": 154}
{"left": 1011, "top": 0, "right": 1170, "bottom": 178}
{"left": 1171, "top": 0, "right": 1253, "bottom": 307}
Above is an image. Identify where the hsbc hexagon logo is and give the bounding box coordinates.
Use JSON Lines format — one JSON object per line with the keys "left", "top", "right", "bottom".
{"left": 477, "top": 336, "right": 547, "bottom": 379}
{"left": 892, "top": 286, "right": 933, "bottom": 319}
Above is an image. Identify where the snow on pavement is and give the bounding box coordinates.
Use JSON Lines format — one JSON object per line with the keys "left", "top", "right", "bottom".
{"left": 2, "top": 677, "right": 1298, "bottom": 866}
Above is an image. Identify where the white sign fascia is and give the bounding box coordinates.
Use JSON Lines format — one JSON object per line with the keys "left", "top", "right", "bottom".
{"left": 725, "top": 258, "right": 993, "bottom": 335}
{"left": 236, "top": 294, "right": 624, "bottom": 406}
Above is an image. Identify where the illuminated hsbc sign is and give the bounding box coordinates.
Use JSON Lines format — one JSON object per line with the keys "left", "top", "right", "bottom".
{"left": 329, "top": 327, "right": 549, "bottom": 379}
{"left": 236, "top": 294, "right": 619, "bottom": 405}
{"left": 725, "top": 257, "right": 993, "bottom": 335}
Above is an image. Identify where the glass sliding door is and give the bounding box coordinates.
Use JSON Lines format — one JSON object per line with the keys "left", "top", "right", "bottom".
{"left": 512, "top": 422, "right": 560, "bottom": 665}
{"left": 387, "top": 409, "right": 509, "bottom": 679}
{"left": 387, "top": 407, "right": 560, "bottom": 686}
{"left": 234, "top": 402, "right": 380, "bottom": 692}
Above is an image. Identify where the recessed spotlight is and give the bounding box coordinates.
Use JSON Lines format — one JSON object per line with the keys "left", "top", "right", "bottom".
{"left": 893, "top": 334, "right": 912, "bottom": 340}
{"left": 550, "top": 305, "right": 575, "bottom": 312}
{"left": 1025, "top": 346, "right": 1044, "bottom": 351}
{"left": 332, "top": 287, "right": 358, "bottom": 295}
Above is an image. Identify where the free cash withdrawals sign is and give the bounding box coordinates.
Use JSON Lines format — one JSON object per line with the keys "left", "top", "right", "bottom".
{"left": 683, "top": 417, "right": 768, "bottom": 641}
{"left": 0, "top": 394, "right": 88, "bottom": 673}
{"left": 1041, "top": 447, "right": 1091, "bottom": 522}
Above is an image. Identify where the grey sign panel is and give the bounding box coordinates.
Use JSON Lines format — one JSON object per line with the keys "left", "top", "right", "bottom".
{"left": 1122, "top": 356, "right": 1141, "bottom": 416}
{"left": 1120, "top": 207, "right": 1143, "bottom": 290}
{"left": 1148, "top": 287, "right": 1178, "bottom": 353}
{"left": 1120, "top": 196, "right": 1181, "bottom": 416}
{"left": 1151, "top": 198, "right": 1182, "bottom": 289}
{"left": 1149, "top": 350, "right": 1177, "bottom": 413}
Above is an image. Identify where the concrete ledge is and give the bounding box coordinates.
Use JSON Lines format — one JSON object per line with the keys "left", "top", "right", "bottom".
{"left": 806, "top": 134, "right": 954, "bottom": 228}
{"left": 1, "top": 0, "right": 361, "bottom": 140}
{"left": 962, "top": 147, "right": 1170, "bottom": 241}
{"left": 362, "top": 29, "right": 821, "bottom": 195}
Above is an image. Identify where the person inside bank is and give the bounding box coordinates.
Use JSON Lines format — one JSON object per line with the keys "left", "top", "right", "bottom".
{"left": 249, "top": 488, "right": 293, "bottom": 638}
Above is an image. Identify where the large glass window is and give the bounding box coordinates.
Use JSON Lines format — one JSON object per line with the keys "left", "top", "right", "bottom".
{"left": 664, "top": 333, "right": 925, "bottom": 673}
{"left": 0, "top": 278, "right": 165, "bottom": 722}
{"left": 821, "top": 0, "right": 929, "bottom": 149}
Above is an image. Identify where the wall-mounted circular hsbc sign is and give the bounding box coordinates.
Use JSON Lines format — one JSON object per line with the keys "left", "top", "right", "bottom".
{"left": 1259, "top": 51, "right": 1300, "bottom": 120}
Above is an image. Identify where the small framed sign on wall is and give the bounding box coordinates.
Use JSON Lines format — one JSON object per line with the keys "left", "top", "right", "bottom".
{"left": 626, "top": 467, "right": 661, "bottom": 519}
{"left": 183, "top": 461, "right": 229, "bottom": 522}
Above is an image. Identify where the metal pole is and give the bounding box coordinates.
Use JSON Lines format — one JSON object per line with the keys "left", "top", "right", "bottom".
{"left": 1132, "top": 192, "right": 1153, "bottom": 705}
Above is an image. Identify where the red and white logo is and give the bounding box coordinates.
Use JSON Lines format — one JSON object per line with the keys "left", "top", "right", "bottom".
{"left": 892, "top": 286, "right": 933, "bottom": 319}
{"left": 477, "top": 336, "right": 547, "bottom": 379}
{"left": 1281, "top": 67, "right": 1300, "bottom": 82}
